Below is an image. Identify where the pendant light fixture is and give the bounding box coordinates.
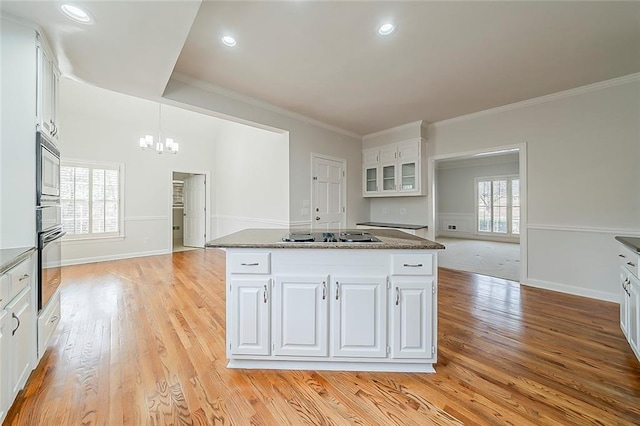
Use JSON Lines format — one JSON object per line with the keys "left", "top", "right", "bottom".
{"left": 139, "top": 104, "right": 179, "bottom": 154}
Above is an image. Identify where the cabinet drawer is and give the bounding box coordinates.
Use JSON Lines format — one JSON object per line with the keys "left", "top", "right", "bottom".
{"left": 9, "top": 259, "right": 32, "bottom": 300}
{"left": 0, "top": 273, "right": 9, "bottom": 308}
{"left": 618, "top": 245, "right": 639, "bottom": 278}
{"left": 229, "top": 253, "right": 271, "bottom": 274}
{"left": 392, "top": 254, "right": 433, "bottom": 275}
{"left": 38, "top": 289, "right": 61, "bottom": 357}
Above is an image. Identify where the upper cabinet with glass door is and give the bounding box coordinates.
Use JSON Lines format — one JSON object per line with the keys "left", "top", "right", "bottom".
{"left": 362, "top": 139, "right": 426, "bottom": 197}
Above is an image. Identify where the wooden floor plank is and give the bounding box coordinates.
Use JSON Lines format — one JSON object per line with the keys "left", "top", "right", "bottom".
{"left": 5, "top": 250, "right": 640, "bottom": 425}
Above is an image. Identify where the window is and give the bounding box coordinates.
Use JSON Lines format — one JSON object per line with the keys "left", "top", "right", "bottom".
{"left": 476, "top": 175, "right": 520, "bottom": 237}
{"left": 61, "top": 161, "right": 123, "bottom": 239}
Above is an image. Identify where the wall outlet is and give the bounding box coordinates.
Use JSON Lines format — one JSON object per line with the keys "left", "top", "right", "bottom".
{"left": 447, "top": 225, "right": 457, "bottom": 230}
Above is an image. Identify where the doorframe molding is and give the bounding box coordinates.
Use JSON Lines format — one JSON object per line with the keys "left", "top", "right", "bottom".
{"left": 310, "top": 153, "right": 347, "bottom": 230}
{"left": 428, "top": 142, "right": 527, "bottom": 283}
{"left": 168, "top": 169, "right": 211, "bottom": 251}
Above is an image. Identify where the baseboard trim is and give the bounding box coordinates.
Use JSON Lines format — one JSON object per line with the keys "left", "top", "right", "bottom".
{"left": 61, "top": 249, "right": 171, "bottom": 267}
{"left": 522, "top": 277, "right": 618, "bottom": 304}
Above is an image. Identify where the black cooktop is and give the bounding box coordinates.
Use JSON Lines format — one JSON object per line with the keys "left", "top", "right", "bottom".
{"left": 282, "top": 231, "right": 382, "bottom": 243}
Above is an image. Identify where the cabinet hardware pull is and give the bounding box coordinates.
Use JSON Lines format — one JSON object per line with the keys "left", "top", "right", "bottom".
{"left": 322, "top": 282, "right": 326, "bottom": 300}
{"left": 627, "top": 262, "right": 636, "bottom": 267}
{"left": 263, "top": 285, "right": 268, "bottom": 303}
{"left": 403, "top": 263, "right": 423, "bottom": 267}
{"left": 50, "top": 315, "right": 59, "bottom": 324}
{"left": 241, "top": 262, "right": 259, "bottom": 266}
{"left": 619, "top": 254, "right": 626, "bottom": 258}
{"left": 395, "top": 287, "right": 400, "bottom": 305}
{"left": 335, "top": 282, "right": 340, "bottom": 300}
{"left": 19, "top": 274, "right": 29, "bottom": 281}
{"left": 12, "top": 313, "right": 20, "bottom": 336}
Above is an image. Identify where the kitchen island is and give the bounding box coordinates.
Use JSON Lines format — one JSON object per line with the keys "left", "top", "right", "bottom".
{"left": 206, "top": 229, "right": 445, "bottom": 373}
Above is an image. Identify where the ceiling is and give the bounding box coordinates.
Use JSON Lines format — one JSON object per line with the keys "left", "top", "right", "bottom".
{"left": 3, "top": 1, "right": 639, "bottom": 136}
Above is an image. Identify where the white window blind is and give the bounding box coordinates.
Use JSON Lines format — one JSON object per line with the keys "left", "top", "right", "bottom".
{"left": 61, "top": 162, "right": 122, "bottom": 238}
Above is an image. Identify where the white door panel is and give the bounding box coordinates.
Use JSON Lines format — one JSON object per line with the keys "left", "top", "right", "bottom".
{"left": 183, "top": 175, "right": 206, "bottom": 248}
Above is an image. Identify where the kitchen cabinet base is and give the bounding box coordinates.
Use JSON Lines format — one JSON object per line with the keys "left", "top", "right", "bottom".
{"left": 227, "top": 359, "right": 435, "bottom": 373}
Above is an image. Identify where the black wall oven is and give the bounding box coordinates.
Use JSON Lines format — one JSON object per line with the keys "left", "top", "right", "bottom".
{"left": 36, "top": 131, "right": 63, "bottom": 312}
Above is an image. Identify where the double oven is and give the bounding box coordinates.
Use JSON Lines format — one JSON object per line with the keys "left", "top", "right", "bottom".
{"left": 36, "top": 131, "right": 64, "bottom": 312}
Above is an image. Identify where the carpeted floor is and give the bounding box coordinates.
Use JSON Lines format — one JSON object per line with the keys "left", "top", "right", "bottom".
{"left": 435, "top": 237, "right": 520, "bottom": 282}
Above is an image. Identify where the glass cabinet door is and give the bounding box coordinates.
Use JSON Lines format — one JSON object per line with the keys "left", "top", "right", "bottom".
{"left": 382, "top": 164, "right": 396, "bottom": 191}
{"left": 400, "top": 162, "right": 417, "bottom": 191}
{"left": 365, "top": 167, "right": 378, "bottom": 192}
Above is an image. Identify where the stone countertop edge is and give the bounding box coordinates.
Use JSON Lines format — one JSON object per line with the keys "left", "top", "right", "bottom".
{"left": 356, "top": 221, "right": 428, "bottom": 230}
{"left": 616, "top": 236, "right": 640, "bottom": 253}
{"left": 205, "top": 228, "right": 445, "bottom": 250}
{"left": 0, "top": 246, "right": 36, "bottom": 275}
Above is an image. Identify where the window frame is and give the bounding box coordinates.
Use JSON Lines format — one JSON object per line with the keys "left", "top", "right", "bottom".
{"left": 474, "top": 174, "right": 519, "bottom": 238}
{"left": 61, "top": 159, "right": 125, "bottom": 241}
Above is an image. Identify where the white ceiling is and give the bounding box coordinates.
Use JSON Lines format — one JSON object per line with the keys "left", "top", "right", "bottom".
{"left": 3, "top": 1, "right": 639, "bottom": 136}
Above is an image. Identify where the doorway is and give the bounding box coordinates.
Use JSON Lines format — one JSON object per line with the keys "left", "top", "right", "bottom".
{"left": 429, "top": 144, "right": 527, "bottom": 282}
{"left": 172, "top": 171, "right": 207, "bottom": 252}
{"left": 311, "top": 154, "right": 346, "bottom": 230}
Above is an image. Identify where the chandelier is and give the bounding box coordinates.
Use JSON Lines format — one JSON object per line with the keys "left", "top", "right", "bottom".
{"left": 139, "top": 104, "right": 179, "bottom": 154}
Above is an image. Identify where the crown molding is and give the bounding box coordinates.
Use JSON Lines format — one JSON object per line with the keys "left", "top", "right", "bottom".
{"left": 362, "top": 120, "right": 425, "bottom": 141}
{"left": 433, "top": 73, "right": 640, "bottom": 128}
{"left": 170, "top": 72, "right": 361, "bottom": 139}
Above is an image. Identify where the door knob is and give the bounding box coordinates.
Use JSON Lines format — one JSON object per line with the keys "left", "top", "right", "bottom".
{"left": 315, "top": 216, "right": 320, "bottom": 221}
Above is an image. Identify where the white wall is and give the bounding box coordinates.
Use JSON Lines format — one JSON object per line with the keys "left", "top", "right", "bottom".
{"left": 436, "top": 154, "right": 519, "bottom": 240}
{"left": 427, "top": 76, "right": 640, "bottom": 301}
{"left": 59, "top": 78, "right": 288, "bottom": 264}
{"left": 214, "top": 122, "right": 289, "bottom": 237}
{"left": 1, "top": 17, "right": 37, "bottom": 249}
{"left": 163, "top": 75, "right": 368, "bottom": 228}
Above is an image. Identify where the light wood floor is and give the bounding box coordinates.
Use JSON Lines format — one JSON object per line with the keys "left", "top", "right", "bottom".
{"left": 5, "top": 249, "right": 640, "bottom": 425}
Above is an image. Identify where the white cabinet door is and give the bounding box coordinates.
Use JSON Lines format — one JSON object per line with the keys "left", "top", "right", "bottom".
{"left": 228, "top": 278, "right": 270, "bottom": 356}
{"left": 380, "top": 162, "right": 397, "bottom": 193}
{"left": 0, "top": 310, "right": 7, "bottom": 423}
{"left": 37, "top": 38, "right": 58, "bottom": 140}
{"left": 379, "top": 145, "right": 398, "bottom": 163}
{"left": 273, "top": 276, "right": 328, "bottom": 357}
{"left": 397, "top": 140, "right": 419, "bottom": 160}
{"left": 363, "top": 165, "right": 379, "bottom": 195}
{"left": 363, "top": 148, "right": 379, "bottom": 165}
{"left": 331, "top": 276, "right": 387, "bottom": 358}
{"left": 398, "top": 160, "right": 419, "bottom": 193}
{"left": 390, "top": 278, "right": 434, "bottom": 359}
{"left": 7, "top": 287, "right": 34, "bottom": 399}
{"left": 628, "top": 273, "right": 640, "bottom": 355}
{"left": 621, "top": 269, "right": 630, "bottom": 337}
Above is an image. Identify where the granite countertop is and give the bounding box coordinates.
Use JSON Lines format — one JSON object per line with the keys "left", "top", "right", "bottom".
{"left": 206, "top": 228, "right": 445, "bottom": 250}
{"left": 616, "top": 236, "right": 640, "bottom": 253}
{"left": 0, "top": 246, "right": 36, "bottom": 275}
{"left": 357, "top": 221, "right": 428, "bottom": 230}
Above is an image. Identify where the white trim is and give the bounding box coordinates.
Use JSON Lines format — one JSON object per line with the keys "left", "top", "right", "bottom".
{"left": 362, "top": 120, "right": 425, "bottom": 141}
{"left": 289, "top": 220, "right": 313, "bottom": 228}
{"left": 527, "top": 224, "right": 640, "bottom": 236}
{"left": 310, "top": 153, "right": 347, "bottom": 230}
{"left": 215, "top": 215, "right": 290, "bottom": 227}
{"left": 60, "top": 248, "right": 171, "bottom": 267}
{"left": 125, "top": 216, "right": 167, "bottom": 222}
{"left": 171, "top": 72, "right": 360, "bottom": 139}
{"left": 62, "top": 235, "right": 125, "bottom": 244}
{"left": 522, "top": 278, "right": 618, "bottom": 304}
{"left": 434, "top": 73, "right": 640, "bottom": 127}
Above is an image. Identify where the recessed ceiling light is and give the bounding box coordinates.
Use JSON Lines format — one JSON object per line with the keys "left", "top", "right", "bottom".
{"left": 60, "top": 4, "right": 93, "bottom": 24}
{"left": 221, "top": 36, "right": 237, "bottom": 47}
{"left": 378, "top": 23, "right": 395, "bottom": 36}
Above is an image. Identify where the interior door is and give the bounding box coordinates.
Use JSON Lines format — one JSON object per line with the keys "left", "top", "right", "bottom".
{"left": 183, "top": 175, "right": 206, "bottom": 248}
{"left": 312, "top": 156, "right": 345, "bottom": 230}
